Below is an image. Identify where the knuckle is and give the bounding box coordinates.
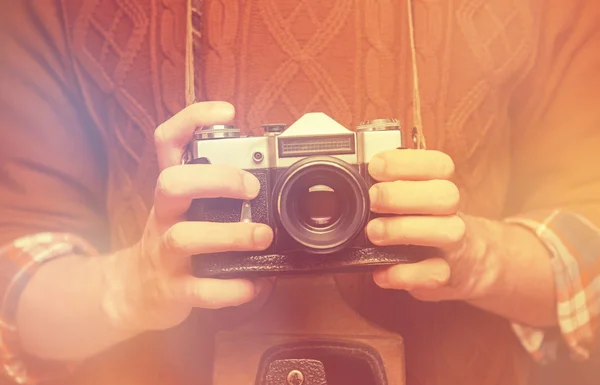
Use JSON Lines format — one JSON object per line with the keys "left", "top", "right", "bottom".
{"left": 156, "top": 168, "right": 174, "bottom": 197}
{"left": 445, "top": 215, "right": 466, "bottom": 244}
{"left": 180, "top": 104, "right": 199, "bottom": 127}
{"left": 155, "top": 275, "right": 176, "bottom": 302}
{"left": 232, "top": 170, "right": 253, "bottom": 197}
{"left": 230, "top": 225, "right": 254, "bottom": 250}
{"left": 188, "top": 281, "right": 211, "bottom": 306}
{"left": 233, "top": 169, "right": 249, "bottom": 193}
{"left": 163, "top": 223, "right": 188, "bottom": 254}
{"left": 154, "top": 123, "right": 169, "bottom": 147}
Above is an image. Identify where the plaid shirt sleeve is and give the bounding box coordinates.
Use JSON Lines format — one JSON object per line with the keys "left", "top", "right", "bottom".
{"left": 506, "top": 210, "right": 600, "bottom": 364}
{"left": 0, "top": 233, "right": 98, "bottom": 385}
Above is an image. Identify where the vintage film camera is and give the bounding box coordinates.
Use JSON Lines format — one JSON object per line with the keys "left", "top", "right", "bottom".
{"left": 184, "top": 113, "right": 429, "bottom": 385}
{"left": 185, "top": 113, "right": 432, "bottom": 277}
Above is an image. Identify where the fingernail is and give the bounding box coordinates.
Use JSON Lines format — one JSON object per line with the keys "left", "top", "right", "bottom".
{"left": 243, "top": 173, "right": 261, "bottom": 198}
{"left": 373, "top": 270, "right": 390, "bottom": 288}
{"left": 369, "top": 185, "right": 379, "bottom": 209}
{"left": 369, "top": 157, "right": 385, "bottom": 178}
{"left": 252, "top": 226, "right": 273, "bottom": 249}
{"left": 367, "top": 220, "right": 385, "bottom": 244}
{"left": 253, "top": 278, "right": 274, "bottom": 297}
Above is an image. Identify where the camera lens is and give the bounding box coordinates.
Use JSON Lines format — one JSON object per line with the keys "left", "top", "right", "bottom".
{"left": 274, "top": 156, "right": 370, "bottom": 254}
{"left": 298, "top": 184, "right": 341, "bottom": 229}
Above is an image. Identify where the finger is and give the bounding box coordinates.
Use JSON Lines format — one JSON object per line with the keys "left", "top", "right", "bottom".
{"left": 154, "top": 164, "right": 261, "bottom": 222}
{"left": 366, "top": 215, "right": 465, "bottom": 249}
{"left": 154, "top": 101, "right": 235, "bottom": 170}
{"left": 210, "top": 278, "right": 276, "bottom": 318}
{"left": 369, "top": 180, "right": 460, "bottom": 215}
{"left": 173, "top": 276, "right": 259, "bottom": 309}
{"left": 373, "top": 258, "right": 451, "bottom": 291}
{"left": 408, "top": 287, "right": 459, "bottom": 302}
{"left": 161, "top": 221, "right": 273, "bottom": 257}
{"left": 368, "top": 149, "right": 455, "bottom": 182}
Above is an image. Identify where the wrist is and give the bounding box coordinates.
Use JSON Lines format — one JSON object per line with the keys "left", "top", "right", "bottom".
{"left": 464, "top": 216, "right": 557, "bottom": 327}
{"left": 458, "top": 214, "right": 507, "bottom": 300}
{"left": 485, "top": 220, "right": 517, "bottom": 298}
{"left": 99, "top": 248, "right": 148, "bottom": 336}
{"left": 500, "top": 222, "right": 557, "bottom": 326}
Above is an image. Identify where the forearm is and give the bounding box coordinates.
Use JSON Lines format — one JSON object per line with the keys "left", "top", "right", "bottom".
{"left": 466, "top": 216, "right": 557, "bottom": 328}
{"left": 16, "top": 251, "right": 140, "bottom": 362}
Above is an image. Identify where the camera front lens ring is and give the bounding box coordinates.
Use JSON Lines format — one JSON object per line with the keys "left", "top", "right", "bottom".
{"left": 274, "top": 156, "right": 370, "bottom": 254}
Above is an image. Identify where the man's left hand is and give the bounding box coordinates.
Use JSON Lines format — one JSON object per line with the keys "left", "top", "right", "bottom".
{"left": 367, "top": 149, "right": 502, "bottom": 302}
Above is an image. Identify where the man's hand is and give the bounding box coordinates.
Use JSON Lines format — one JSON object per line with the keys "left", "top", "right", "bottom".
{"left": 366, "top": 149, "right": 503, "bottom": 303}
{"left": 102, "top": 101, "right": 274, "bottom": 333}
{"left": 14, "top": 101, "right": 278, "bottom": 362}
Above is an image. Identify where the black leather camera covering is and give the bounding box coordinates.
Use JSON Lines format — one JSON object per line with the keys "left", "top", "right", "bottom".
{"left": 192, "top": 245, "right": 440, "bottom": 278}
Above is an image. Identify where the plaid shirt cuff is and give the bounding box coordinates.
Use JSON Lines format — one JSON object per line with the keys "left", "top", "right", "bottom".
{"left": 0, "top": 233, "right": 98, "bottom": 384}
{"left": 505, "top": 210, "right": 600, "bottom": 364}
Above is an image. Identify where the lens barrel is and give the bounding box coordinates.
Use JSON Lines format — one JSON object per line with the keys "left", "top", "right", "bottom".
{"left": 274, "top": 156, "right": 370, "bottom": 254}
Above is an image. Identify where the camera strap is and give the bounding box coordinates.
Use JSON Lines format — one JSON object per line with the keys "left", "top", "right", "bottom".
{"left": 407, "top": 0, "right": 427, "bottom": 150}
{"left": 184, "top": 0, "right": 196, "bottom": 107}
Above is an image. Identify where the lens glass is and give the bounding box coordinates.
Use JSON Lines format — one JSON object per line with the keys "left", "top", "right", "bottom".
{"left": 275, "top": 157, "right": 370, "bottom": 253}
{"left": 298, "top": 185, "right": 341, "bottom": 229}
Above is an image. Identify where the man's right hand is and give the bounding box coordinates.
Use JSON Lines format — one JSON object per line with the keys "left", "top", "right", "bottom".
{"left": 102, "top": 101, "right": 274, "bottom": 333}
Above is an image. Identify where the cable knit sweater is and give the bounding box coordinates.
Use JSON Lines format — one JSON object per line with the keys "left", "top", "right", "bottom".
{"left": 1, "top": 1, "right": 600, "bottom": 385}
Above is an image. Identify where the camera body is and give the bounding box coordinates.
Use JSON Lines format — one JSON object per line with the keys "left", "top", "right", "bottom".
{"left": 185, "top": 113, "right": 409, "bottom": 272}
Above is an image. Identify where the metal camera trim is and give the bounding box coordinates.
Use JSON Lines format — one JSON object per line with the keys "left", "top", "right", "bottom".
{"left": 194, "top": 124, "right": 241, "bottom": 140}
